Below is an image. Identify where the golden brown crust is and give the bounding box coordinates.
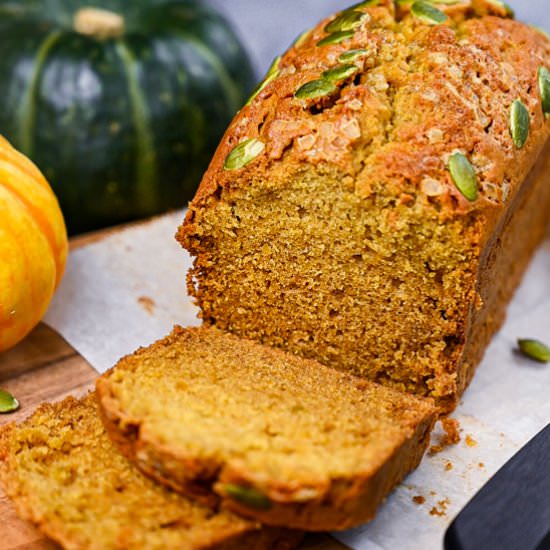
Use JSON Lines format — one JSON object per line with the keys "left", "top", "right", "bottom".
{"left": 456, "top": 138, "right": 550, "bottom": 397}
{"left": 96, "top": 326, "right": 437, "bottom": 532}
{"left": 96, "top": 377, "right": 222, "bottom": 510}
{"left": 180, "top": 4, "right": 550, "bottom": 221}
{"left": 0, "top": 394, "right": 302, "bottom": 550}
{"left": 177, "top": 3, "right": 550, "bottom": 411}
{"left": 215, "top": 411, "right": 434, "bottom": 530}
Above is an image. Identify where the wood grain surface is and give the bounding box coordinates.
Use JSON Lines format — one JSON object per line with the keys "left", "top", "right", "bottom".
{"left": 0, "top": 231, "right": 349, "bottom": 550}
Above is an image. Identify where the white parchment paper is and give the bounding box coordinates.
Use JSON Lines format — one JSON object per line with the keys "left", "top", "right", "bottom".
{"left": 44, "top": 212, "right": 200, "bottom": 371}
{"left": 44, "top": 214, "right": 550, "bottom": 550}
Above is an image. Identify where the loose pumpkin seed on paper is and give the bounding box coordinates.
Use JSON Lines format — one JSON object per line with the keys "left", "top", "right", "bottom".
{"left": 0, "top": 390, "right": 19, "bottom": 414}
{"left": 518, "top": 339, "right": 550, "bottom": 363}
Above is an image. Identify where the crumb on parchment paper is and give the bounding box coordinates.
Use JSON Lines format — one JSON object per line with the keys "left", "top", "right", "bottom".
{"left": 429, "top": 417, "right": 461, "bottom": 455}
{"left": 465, "top": 434, "right": 478, "bottom": 447}
{"left": 411, "top": 489, "right": 453, "bottom": 517}
{"left": 138, "top": 296, "right": 156, "bottom": 315}
{"left": 430, "top": 498, "right": 450, "bottom": 517}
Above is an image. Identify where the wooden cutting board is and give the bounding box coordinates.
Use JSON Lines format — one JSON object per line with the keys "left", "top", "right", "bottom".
{"left": 0, "top": 231, "right": 349, "bottom": 550}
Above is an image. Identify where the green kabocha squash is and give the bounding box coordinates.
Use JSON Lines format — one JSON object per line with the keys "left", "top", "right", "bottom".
{"left": 0, "top": 0, "right": 255, "bottom": 234}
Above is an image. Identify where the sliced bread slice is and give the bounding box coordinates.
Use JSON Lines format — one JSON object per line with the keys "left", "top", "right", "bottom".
{"left": 96, "top": 326, "right": 437, "bottom": 531}
{"left": 0, "top": 394, "right": 301, "bottom": 550}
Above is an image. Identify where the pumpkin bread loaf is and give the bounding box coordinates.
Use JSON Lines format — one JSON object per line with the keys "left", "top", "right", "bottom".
{"left": 178, "top": 0, "right": 550, "bottom": 412}
{"left": 0, "top": 394, "right": 301, "bottom": 550}
{"left": 96, "top": 326, "right": 436, "bottom": 532}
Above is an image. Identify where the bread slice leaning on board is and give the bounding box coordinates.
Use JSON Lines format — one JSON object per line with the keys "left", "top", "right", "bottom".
{"left": 0, "top": 394, "right": 302, "bottom": 550}
{"left": 96, "top": 326, "right": 437, "bottom": 532}
{"left": 178, "top": 0, "right": 550, "bottom": 412}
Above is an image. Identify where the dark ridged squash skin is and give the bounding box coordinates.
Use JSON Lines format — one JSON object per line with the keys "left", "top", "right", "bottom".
{"left": 0, "top": 0, "right": 255, "bottom": 234}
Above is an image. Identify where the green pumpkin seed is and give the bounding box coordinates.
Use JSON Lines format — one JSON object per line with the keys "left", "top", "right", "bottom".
{"left": 317, "top": 30, "right": 356, "bottom": 47}
{"left": 509, "top": 99, "right": 530, "bottom": 149}
{"left": 338, "top": 48, "right": 371, "bottom": 62}
{"left": 486, "top": 0, "right": 514, "bottom": 17}
{"left": 518, "top": 339, "right": 550, "bottom": 363}
{"left": 411, "top": 1, "right": 448, "bottom": 24}
{"left": 295, "top": 79, "right": 338, "bottom": 99}
{"left": 266, "top": 56, "right": 282, "bottom": 77}
{"left": 323, "top": 64, "right": 359, "bottom": 82}
{"left": 223, "top": 484, "right": 272, "bottom": 510}
{"left": 293, "top": 28, "right": 312, "bottom": 48}
{"left": 246, "top": 56, "right": 281, "bottom": 105}
{"left": 325, "top": 10, "right": 368, "bottom": 33}
{"left": 538, "top": 66, "right": 550, "bottom": 117}
{"left": 224, "top": 138, "right": 265, "bottom": 170}
{"left": 449, "top": 152, "right": 478, "bottom": 201}
{"left": 0, "top": 390, "right": 19, "bottom": 414}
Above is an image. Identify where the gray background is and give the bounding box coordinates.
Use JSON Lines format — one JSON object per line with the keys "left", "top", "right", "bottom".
{"left": 205, "top": 1, "right": 550, "bottom": 77}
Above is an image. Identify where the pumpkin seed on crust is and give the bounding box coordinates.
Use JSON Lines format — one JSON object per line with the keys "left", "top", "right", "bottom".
{"left": 222, "top": 484, "right": 272, "bottom": 510}
{"left": 518, "top": 339, "right": 550, "bottom": 363}
{"left": 411, "top": 1, "right": 448, "bottom": 24}
{"left": 265, "top": 56, "right": 282, "bottom": 76}
{"left": 246, "top": 56, "right": 281, "bottom": 105}
{"left": 325, "top": 10, "right": 368, "bottom": 33}
{"left": 448, "top": 152, "right": 478, "bottom": 201}
{"left": 538, "top": 66, "right": 550, "bottom": 117}
{"left": 0, "top": 390, "right": 19, "bottom": 413}
{"left": 339, "top": 48, "right": 371, "bottom": 62}
{"left": 509, "top": 99, "right": 530, "bottom": 149}
{"left": 295, "top": 79, "right": 338, "bottom": 99}
{"left": 317, "top": 30, "right": 356, "bottom": 47}
{"left": 293, "top": 28, "right": 312, "bottom": 48}
{"left": 323, "top": 64, "right": 359, "bottom": 82}
{"left": 224, "top": 138, "right": 265, "bottom": 170}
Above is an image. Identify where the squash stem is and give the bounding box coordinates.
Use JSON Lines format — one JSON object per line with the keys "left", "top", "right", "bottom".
{"left": 73, "top": 7, "right": 125, "bottom": 40}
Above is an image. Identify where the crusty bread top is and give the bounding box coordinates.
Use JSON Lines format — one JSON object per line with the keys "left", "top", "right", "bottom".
{"left": 0, "top": 394, "right": 298, "bottom": 550}
{"left": 97, "top": 326, "right": 436, "bottom": 510}
{"left": 181, "top": 0, "right": 550, "bottom": 239}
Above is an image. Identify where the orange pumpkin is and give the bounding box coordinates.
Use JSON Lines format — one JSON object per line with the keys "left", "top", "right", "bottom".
{"left": 0, "top": 135, "right": 68, "bottom": 352}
